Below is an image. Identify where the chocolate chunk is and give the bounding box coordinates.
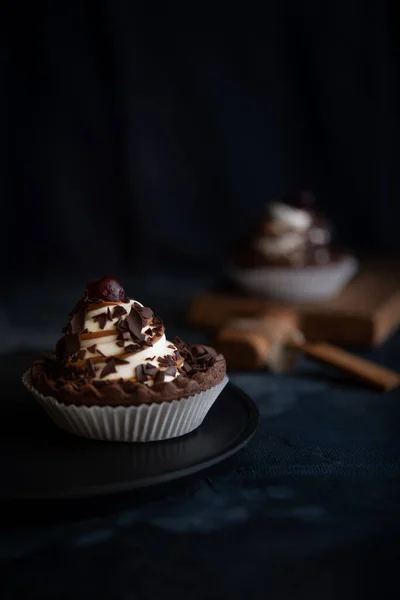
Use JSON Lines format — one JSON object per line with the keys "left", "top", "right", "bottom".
{"left": 86, "top": 359, "right": 96, "bottom": 379}
{"left": 135, "top": 364, "right": 147, "bottom": 383}
{"left": 112, "top": 305, "right": 127, "bottom": 319}
{"left": 93, "top": 312, "right": 108, "bottom": 330}
{"left": 87, "top": 344, "right": 97, "bottom": 353}
{"left": 165, "top": 366, "right": 176, "bottom": 377}
{"left": 65, "top": 333, "right": 80, "bottom": 354}
{"left": 125, "top": 307, "right": 145, "bottom": 342}
{"left": 180, "top": 362, "right": 192, "bottom": 375}
{"left": 70, "top": 309, "right": 86, "bottom": 335}
{"left": 125, "top": 344, "right": 141, "bottom": 353}
{"left": 143, "top": 363, "right": 158, "bottom": 377}
{"left": 113, "top": 356, "right": 130, "bottom": 365}
{"left": 154, "top": 370, "right": 165, "bottom": 383}
{"left": 140, "top": 306, "right": 154, "bottom": 320}
{"left": 100, "top": 358, "right": 117, "bottom": 378}
{"left": 174, "top": 350, "right": 181, "bottom": 360}
{"left": 76, "top": 349, "right": 86, "bottom": 360}
{"left": 157, "top": 354, "right": 176, "bottom": 367}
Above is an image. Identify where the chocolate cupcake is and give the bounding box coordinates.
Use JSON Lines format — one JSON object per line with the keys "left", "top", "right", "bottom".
{"left": 23, "top": 276, "right": 228, "bottom": 442}
{"left": 228, "top": 190, "right": 358, "bottom": 302}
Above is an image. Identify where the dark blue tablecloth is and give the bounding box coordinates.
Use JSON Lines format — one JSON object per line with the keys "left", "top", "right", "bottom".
{"left": 1, "top": 276, "right": 400, "bottom": 599}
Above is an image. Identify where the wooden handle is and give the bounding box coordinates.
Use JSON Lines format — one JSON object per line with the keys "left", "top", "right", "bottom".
{"left": 295, "top": 340, "right": 400, "bottom": 391}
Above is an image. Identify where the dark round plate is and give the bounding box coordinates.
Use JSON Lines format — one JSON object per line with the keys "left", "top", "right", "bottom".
{"left": 0, "top": 380, "right": 259, "bottom": 500}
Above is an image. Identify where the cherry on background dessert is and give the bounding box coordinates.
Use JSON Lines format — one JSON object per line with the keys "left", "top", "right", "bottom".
{"left": 228, "top": 189, "right": 358, "bottom": 302}
{"left": 23, "top": 277, "right": 227, "bottom": 442}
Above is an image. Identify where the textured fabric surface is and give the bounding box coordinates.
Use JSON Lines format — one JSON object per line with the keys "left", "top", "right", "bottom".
{"left": 1, "top": 277, "right": 400, "bottom": 598}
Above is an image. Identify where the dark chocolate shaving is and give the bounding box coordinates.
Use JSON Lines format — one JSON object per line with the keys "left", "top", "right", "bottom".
{"left": 145, "top": 356, "right": 156, "bottom": 361}
{"left": 107, "top": 307, "right": 113, "bottom": 321}
{"left": 70, "top": 309, "right": 86, "bottom": 335}
{"left": 135, "top": 364, "right": 147, "bottom": 383}
{"left": 165, "top": 366, "right": 176, "bottom": 377}
{"left": 93, "top": 312, "right": 108, "bottom": 330}
{"left": 157, "top": 354, "right": 176, "bottom": 368}
{"left": 179, "top": 362, "right": 192, "bottom": 374}
{"left": 167, "top": 344, "right": 176, "bottom": 349}
{"left": 125, "top": 344, "right": 141, "bottom": 354}
{"left": 96, "top": 348, "right": 106, "bottom": 357}
{"left": 112, "top": 356, "right": 130, "bottom": 365}
{"left": 112, "top": 305, "right": 127, "bottom": 319}
{"left": 143, "top": 363, "right": 158, "bottom": 377}
{"left": 145, "top": 328, "right": 153, "bottom": 336}
{"left": 140, "top": 306, "right": 154, "bottom": 321}
{"left": 100, "top": 359, "right": 117, "bottom": 378}
{"left": 126, "top": 308, "right": 145, "bottom": 341}
{"left": 87, "top": 344, "right": 97, "bottom": 353}
{"left": 76, "top": 349, "right": 86, "bottom": 360}
{"left": 86, "top": 359, "right": 96, "bottom": 379}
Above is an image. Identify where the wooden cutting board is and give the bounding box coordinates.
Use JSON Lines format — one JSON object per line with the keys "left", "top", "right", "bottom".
{"left": 187, "top": 259, "right": 400, "bottom": 346}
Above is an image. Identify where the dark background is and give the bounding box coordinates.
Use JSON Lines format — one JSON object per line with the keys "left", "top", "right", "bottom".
{"left": 3, "top": 1, "right": 399, "bottom": 283}
{"left": 2, "top": 5, "right": 400, "bottom": 598}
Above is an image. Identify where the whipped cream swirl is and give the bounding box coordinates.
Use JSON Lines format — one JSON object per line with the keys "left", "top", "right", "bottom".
{"left": 252, "top": 200, "right": 331, "bottom": 265}
{"left": 58, "top": 298, "right": 183, "bottom": 386}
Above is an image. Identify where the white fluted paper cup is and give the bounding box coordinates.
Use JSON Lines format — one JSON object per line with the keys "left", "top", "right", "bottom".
{"left": 227, "top": 255, "right": 358, "bottom": 302}
{"left": 22, "top": 371, "right": 229, "bottom": 443}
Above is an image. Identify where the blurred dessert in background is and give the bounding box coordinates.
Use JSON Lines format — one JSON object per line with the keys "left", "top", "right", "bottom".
{"left": 228, "top": 189, "right": 358, "bottom": 302}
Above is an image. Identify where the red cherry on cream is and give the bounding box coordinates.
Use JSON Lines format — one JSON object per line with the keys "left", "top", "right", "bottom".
{"left": 86, "top": 275, "right": 125, "bottom": 301}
